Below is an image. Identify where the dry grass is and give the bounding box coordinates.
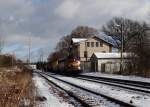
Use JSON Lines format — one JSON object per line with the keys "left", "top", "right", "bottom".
{"left": 0, "top": 66, "right": 34, "bottom": 107}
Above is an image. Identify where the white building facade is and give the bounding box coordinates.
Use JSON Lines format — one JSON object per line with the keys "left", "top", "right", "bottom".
{"left": 91, "top": 53, "right": 129, "bottom": 73}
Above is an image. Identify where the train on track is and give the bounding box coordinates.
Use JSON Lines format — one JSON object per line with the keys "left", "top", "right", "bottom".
{"left": 48, "top": 56, "right": 82, "bottom": 75}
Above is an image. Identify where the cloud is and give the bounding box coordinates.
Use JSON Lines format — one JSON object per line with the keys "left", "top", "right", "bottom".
{"left": 0, "top": 0, "right": 149, "bottom": 61}
{"left": 3, "top": 34, "right": 58, "bottom": 61}
{"left": 54, "top": 0, "right": 150, "bottom": 28}
{"left": 55, "top": 0, "right": 80, "bottom": 19}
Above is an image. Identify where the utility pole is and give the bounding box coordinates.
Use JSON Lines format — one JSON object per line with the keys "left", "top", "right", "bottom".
{"left": 120, "top": 22, "right": 124, "bottom": 74}
{"left": 28, "top": 36, "right": 31, "bottom": 64}
{"left": 38, "top": 48, "right": 44, "bottom": 71}
{"left": 114, "top": 19, "right": 124, "bottom": 74}
{"left": 40, "top": 48, "right": 44, "bottom": 63}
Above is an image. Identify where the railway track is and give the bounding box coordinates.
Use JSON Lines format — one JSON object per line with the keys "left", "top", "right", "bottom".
{"left": 76, "top": 75, "right": 150, "bottom": 93}
{"left": 37, "top": 73, "right": 91, "bottom": 107}
{"left": 38, "top": 72, "right": 135, "bottom": 107}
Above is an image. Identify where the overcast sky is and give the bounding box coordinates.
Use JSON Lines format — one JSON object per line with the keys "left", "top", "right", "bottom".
{"left": 1, "top": 0, "right": 150, "bottom": 61}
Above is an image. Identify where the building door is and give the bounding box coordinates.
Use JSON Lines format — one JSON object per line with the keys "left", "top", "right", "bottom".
{"left": 101, "top": 64, "right": 105, "bottom": 72}
{"left": 94, "top": 61, "right": 98, "bottom": 72}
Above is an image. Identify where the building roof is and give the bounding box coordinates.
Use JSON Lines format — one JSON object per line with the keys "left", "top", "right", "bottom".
{"left": 92, "top": 52, "right": 129, "bottom": 59}
{"left": 72, "top": 38, "right": 87, "bottom": 43}
{"left": 98, "top": 32, "right": 120, "bottom": 47}
{"left": 71, "top": 32, "right": 120, "bottom": 47}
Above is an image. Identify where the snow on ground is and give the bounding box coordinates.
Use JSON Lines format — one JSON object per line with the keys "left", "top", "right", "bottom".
{"left": 52, "top": 74, "right": 150, "bottom": 107}
{"left": 81, "top": 72, "right": 150, "bottom": 83}
{"left": 33, "top": 73, "right": 74, "bottom": 107}
{"left": 44, "top": 74, "right": 119, "bottom": 107}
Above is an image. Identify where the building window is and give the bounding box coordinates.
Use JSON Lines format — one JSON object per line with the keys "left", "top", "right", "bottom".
{"left": 84, "top": 51, "right": 87, "bottom": 58}
{"left": 100, "top": 41, "right": 103, "bottom": 47}
{"left": 91, "top": 42, "right": 94, "bottom": 47}
{"left": 96, "top": 42, "right": 99, "bottom": 47}
{"left": 86, "top": 42, "right": 90, "bottom": 47}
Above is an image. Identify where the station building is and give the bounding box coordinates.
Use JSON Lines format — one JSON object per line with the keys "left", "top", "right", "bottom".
{"left": 70, "top": 32, "right": 119, "bottom": 72}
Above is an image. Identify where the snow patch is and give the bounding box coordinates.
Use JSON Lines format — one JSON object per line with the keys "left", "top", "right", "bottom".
{"left": 33, "top": 73, "right": 73, "bottom": 107}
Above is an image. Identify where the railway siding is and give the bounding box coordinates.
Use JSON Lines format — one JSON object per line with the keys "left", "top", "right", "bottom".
{"left": 43, "top": 72, "right": 150, "bottom": 107}
{"left": 76, "top": 76, "right": 150, "bottom": 94}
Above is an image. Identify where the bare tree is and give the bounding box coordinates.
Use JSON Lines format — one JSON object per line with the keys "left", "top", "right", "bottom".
{"left": 127, "top": 28, "right": 150, "bottom": 77}
{"left": 102, "top": 17, "right": 145, "bottom": 51}
{"left": 47, "top": 52, "right": 61, "bottom": 62}
{"left": 54, "top": 26, "right": 98, "bottom": 58}
{"left": 71, "top": 26, "right": 98, "bottom": 38}
{"left": 102, "top": 17, "right": 150, "bottom": 76}
{"left": 56, "top": 26, "right": 98, "bottom": 51}
{"left": 0, "top": 54, "right": 16, "bottom": 66}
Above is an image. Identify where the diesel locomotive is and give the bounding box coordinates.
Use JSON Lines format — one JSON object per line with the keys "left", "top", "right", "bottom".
{"left": 48, "top": 56, "right": 81, "bottom": 75}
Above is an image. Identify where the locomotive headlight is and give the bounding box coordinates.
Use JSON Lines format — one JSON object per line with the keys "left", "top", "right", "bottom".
{"left": 77, "top": 61, "right": 81, "bottom": 65}
{"left": 78, "top": 67, "right": 81, "bottom": 70}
